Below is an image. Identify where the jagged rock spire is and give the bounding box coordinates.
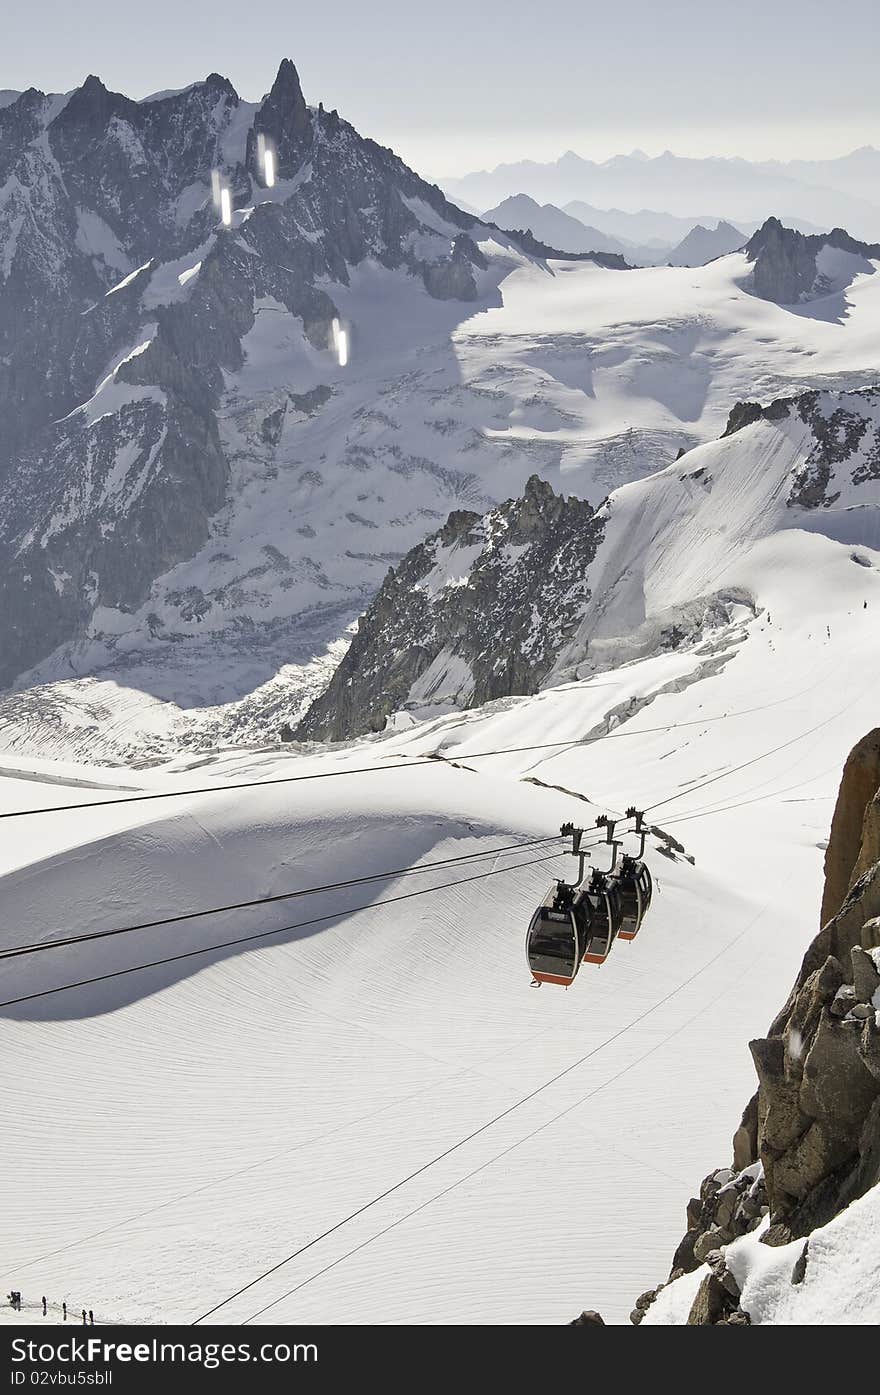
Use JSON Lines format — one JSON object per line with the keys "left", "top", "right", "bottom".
{"left": 247, "top": 58, "right": 311, "bottom": 183}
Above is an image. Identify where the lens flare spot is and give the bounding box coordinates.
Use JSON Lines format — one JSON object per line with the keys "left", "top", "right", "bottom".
{"left": 220, "top": 187, "right": 232, "bottom": 227}
{"left": 264, "top": 149, "right": 276, "bottom": 188}
{"left": 331, "top": 318, "right": 349, "bottom": 367}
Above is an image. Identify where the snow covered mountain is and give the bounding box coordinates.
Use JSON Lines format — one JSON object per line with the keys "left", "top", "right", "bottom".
{"left": 2, "top": 55, "right": 880, "bottom": 767}
{"left": 0, "top": 61, "right": 492, "bottom": 683}
{"left": 0, "top": 59, "right": 629, "bottom": 730}
{"left": 668, "top": 220, "right": 745, "bottom": 267}
{"left": 1, "top": 192, "right": 879, "bottom": 762}
{"left": 295, "top": 384, "right": 880, "bottom": 740}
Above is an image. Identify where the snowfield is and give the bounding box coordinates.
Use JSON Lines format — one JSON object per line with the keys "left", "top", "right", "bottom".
{"left": 1, "top": 513, "right": 878, "bottom": 1322}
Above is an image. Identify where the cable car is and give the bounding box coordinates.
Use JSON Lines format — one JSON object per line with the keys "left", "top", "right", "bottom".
{"left": 581, "top": 869, "right": 623, "bottom": 964}
{"left": 526, "top": 813, "right": 653, "bottom": 985}
{"left": 526, "top": 883, "right": 589, "bottom": 986}
{"left": 616, "top": 855, "right": 653, "bottom": 941}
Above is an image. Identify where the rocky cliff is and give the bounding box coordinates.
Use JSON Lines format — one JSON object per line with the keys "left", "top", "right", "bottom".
{"left": 624, "top": 729, "right": 880, "bottom": 1325}
{"left": 293, "top": 475, "right": 602, "bottom": 740}
{"left": 745, "top": 216, "right": 880, "bottom": 304}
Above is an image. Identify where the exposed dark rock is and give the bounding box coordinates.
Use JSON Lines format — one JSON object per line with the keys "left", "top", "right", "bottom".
{"left": 722, "top": 389, "right": 880, "bottom": 511}
{"left": 732, "top": 1091, "right": 759, "bottom": 1171}
{"left": 723, "top": 400, "right": 769, "bottom": 437}
{"left": 744, "top": 217, "right": 880, "bottom": 305}
{"left": 570, "top": 1310, "right": 605, "bottom": 1325}
{"left": 246, "top": 58, "right": 311, "bottom": 182}
{"left": 421, "top": 232, "right": 488, "bottom": 299}
{"left": 788, "top": 395, "right": 870, "bottom": 509}
{"left": 761, "top": 1220, "right": 795, "bottom": 1248}
{"left": 629, "top": 1288, "right": 661, "bottom": 1325}
{"left": 687, "top": 1271, "right": 739, "bottom": 1325}
{"left": 852, "top": 945, "right": 880, "bottom": 1002}
{"left": 693, "top": 1226, "right": 730, "bottom": 1264}
{"left": 294, "top": 475, "right": 603, "bottom": 741}
{"left": 821, "top": 731, "right": 880, "bottom": 924}
{"left": 482, "top": 219, "right": 631, "bottom": 270}
{"left": 791, "top": 1242, "right": 809, "bottom": 1285}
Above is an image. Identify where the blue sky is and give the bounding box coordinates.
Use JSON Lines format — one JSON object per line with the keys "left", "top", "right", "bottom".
{"left": 5, "top": 0, "right": 879, "bottom": 175}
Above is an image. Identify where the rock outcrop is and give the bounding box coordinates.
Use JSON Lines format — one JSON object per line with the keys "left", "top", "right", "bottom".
{"left": 820, "top": 730, "right": 880, "bottom": 926}
{"left": 623, "top": 730, "right": 880, "bottom": 1324}
{"left": 293, "top": 476, "right": 603, "bottom": 741}
{"left": 721, "top": 385, "right": 880, "bottom": 510}
{"left": 744, "top": 216, "right": 880, "bottom": 305}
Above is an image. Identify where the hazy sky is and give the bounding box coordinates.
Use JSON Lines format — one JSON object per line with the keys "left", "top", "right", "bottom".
{"left": 4, "top": 0, "right": 879, "bottom": 176}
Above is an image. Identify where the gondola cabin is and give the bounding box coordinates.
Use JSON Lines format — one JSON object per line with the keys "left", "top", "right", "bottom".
{"left": 526, "top": 885, "right": 588, "bottom": 986}
{"left": 616, "top": 857, "right": 653, "bottom": 941}
{"left": 582, "top": 871, "right": 624, "bottom": 964}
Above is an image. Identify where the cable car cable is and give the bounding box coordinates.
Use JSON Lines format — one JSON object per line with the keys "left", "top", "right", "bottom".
{"left": 196, "top": 874, "right": 776, "bottom": 1324}
{"left": 241, "top": 892, "right": 772, "bottom": 1324}
{"left": 0, "top": 682, "right": 831, "bottom": 824}
{"left": 0, "top": 847, "right": 583, "bottom": 1012}
{"left": 644, "top": 692, "right": 865, "bottom": 817}
{"left": 0, "top": 833, "right": 571, "bottom": 963}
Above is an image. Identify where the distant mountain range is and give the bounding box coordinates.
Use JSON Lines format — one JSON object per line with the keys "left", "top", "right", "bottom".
{"left": 482, "top": 195, "right": 628, "bottom": 257}
{"left": 444, "top": 148, "right": 880, "bottom": 242}
{"left": 482, "top": 194, "right": 747, "bottom": 266}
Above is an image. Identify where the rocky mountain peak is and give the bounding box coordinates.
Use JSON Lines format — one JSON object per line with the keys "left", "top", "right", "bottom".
{"left": 201, "top": 71, "right": 239, "bottom": 99}
{"left": 267, "top": 57, "right": 307, "bottom": 112}
{"left": 293, "top": 480, "right": 602, "bottom": 741}
{"left": 248, "top": 57, "right": 311, "bottom": 181}
{"left": 745, "top": 216, "right": 880, "bottom": 304}
{"left": 57, "top": 73, "right": 134, "bottom": 131}
{"left": 0, "top": 55, "right": 548, "bottom": 695}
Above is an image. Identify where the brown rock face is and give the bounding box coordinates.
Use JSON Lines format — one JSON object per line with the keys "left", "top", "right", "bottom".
{"left": 736, "top": 734, "right": 880, "bottom": 1231}
{"left": 821, "top": 729, "right": 880, "bottom": 926}
{"left": 630, "top": 728, "right": 880, "bottom": 1324}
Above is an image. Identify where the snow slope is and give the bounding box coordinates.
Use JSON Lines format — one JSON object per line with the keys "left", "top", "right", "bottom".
{"left": 1, "top": 502, "right": 878, "bottom": 1322}
{"left": 551, "top": 386, "right": 880, "bottom": 683}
